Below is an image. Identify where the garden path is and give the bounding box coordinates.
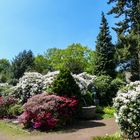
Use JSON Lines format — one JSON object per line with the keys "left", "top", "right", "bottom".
{"left": 0, "top": 118, "right": 118, "bottom": 140}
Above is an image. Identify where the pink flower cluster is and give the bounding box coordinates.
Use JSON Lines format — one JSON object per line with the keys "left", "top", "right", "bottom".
{"left": 18, "top": 94, "right": 79, "bottom": 130}
{"left": 0, "top": 96, "right": 17, "bottom": 118}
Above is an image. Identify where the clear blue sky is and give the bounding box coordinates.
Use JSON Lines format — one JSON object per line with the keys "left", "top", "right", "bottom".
{"left": 0, "top": 0, "right": 117, "bottom": 60}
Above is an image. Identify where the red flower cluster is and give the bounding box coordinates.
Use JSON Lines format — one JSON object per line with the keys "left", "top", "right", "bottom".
{"left": 18, "top": 94, "right": 79, "bottom": 130}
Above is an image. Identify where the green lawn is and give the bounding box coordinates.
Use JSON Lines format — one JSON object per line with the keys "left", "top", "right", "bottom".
{"left": 0, "top": 120, "right": 30, "bottom": 137}
{"left": 92, "top": 133, "right": 123, "bottom": 140}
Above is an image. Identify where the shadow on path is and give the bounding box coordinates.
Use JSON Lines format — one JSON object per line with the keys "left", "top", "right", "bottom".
{"left": 61, "top": 120, "right": 106, "bottom": 133}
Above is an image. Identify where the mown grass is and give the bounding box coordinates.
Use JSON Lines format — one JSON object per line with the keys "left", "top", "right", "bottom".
{"left": 92, "top": 133, "right": 123, "bottom": 140}
{"left": 0, "top": 120, "right": 30, "bottom": 138}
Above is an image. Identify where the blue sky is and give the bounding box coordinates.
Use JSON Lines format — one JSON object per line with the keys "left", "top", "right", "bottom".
{"left": 0, "top": 0, "right": 117, "bottom": 60}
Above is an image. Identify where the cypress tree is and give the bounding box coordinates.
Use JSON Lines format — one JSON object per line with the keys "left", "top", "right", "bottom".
{"left": 94, "top": 12, "right": 115, "bottom": 77}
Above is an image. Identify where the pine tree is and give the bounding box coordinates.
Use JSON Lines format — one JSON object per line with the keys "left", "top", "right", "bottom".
{"left": 108, "top": 0, "right": 140, "bottom": 81}
{"left": 94, "top": 12, "right": 115, "bottom": 77}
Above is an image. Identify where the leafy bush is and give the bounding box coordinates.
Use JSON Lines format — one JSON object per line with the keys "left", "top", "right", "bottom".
{"left": 111, "top": 78, "right": 126, "bottom": 94}
{"left": 94, "top": 75, "right": 112, "bottom": 105}
{"left": 51, "top": 69, "right": 81, "bottom": 98}
{"left": 81, "top": 92, "right": 94, "bottom": 106}
{"left": 0, "top": 96, "right": 17, "bottom": 118}
{"left": 8, "top": 78, "right": 19, "bottom": 86}
{"left": 0, "top": 84, "right": 13, "bottom": 97}
{"left": 103, "top": 106, "right": 115, "bottom": 115}
{"left": 18, "top": 93, "right": 79, "bottom": 130}
{"left": 8, "top": 104, "right": 23, "bottom": 117}
{"left": 96, "top": 106, "right": 115, "bottom": 119}
{"left": 114, "top": 81, "right": 140, "bottom": 139}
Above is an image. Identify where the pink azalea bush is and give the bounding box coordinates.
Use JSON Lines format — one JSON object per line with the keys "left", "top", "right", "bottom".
{"left": 0, "top": 96, "right": 17, "bottom": 118}
{"left": 18, "top": 93, "right": 79, "bottom": 130}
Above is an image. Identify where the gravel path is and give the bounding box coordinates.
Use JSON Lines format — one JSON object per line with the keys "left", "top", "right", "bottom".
{"left": 0, "top": 118, "right": 118, "bottom": 140}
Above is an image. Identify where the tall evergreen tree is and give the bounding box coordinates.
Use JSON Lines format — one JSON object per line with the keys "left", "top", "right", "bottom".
{"left": 108, "top": 0, "right": 140, "bottom": 81}
{"left": 11, "top": 50, "right": 34, "bottom": 79}
{"left": 94, "top": 12, "right": 115, "bottom": 77}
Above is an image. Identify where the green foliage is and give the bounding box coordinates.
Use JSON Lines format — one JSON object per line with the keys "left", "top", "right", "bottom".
{"left": 103, "top": 106, "right": 115, "bottom": 115}
{"left": 108, "top": 0, "right": 140, "bottom": 81}
{"left": 94, "top": 75, "right": 113, "bottom": 105}
{"left": 8, "top": 104, "right": 23, "bottom": 117}
{"left": 52, "top": 69, "right": 81, "bottom": 98}
{"left": 0, "top": 85, "right": 13, "bottom": 97}
{"left": 92, "top": 133, "right": 122, "bottom": 140}
{"left": 115, "top": 33, "right": 139, "bottom": 81}
{"left": 33, "top": 55, "right": 51, "bottom": 74}
{"left": 11, "top": 50, "right": 34, "bottom": 79}
{"left": 8, "top": 79, "right": 19, "bottom": 86}
{"left": 94, "top": 12, "right": 116, "bottom": 78}
{"left": 44, "top": 44, "right": 95, "bottom": 74}
{"left": 0, "top": 59, "right": 12, "bottom": 82}
{"left": 0, "top": 120, "right": 29, "bottom": 137}
{"left": 81, "top": 92, "right": 94, "bottom": 106}
{"left": 96, "top": 106, "right": 115, "bottom": 119}
{"left": 111, "top": 78, "right": 126, "bottom": 93}
{"left": 108, "top": 0, "right": 140, "bottom": 34}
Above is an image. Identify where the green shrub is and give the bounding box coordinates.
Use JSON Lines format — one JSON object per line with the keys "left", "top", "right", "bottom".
{"left": 96, "top": 106, "right": 115, "bottom": 119}
{"left": 103, "top": 106, "right": 115, "bottom": 115}
{"left": 94, "top": 75, "right": 112, "bottom": 105}
{"left": 0, "top": 85, "right": 13, "bottom": 97}
{"left": 8, "top": 79, "right": 19, "bottom": 86}
{"left": 81, "top": 92, "right": 94, "bottom": 106}
{"left": 111, "top": 78, "right": 126, "bottom": 94}
{"left": 96, "top": 106, "right": 104, "bottom": 114}
{"left": 8, "top": 104, "right": 23, "bottom": 117}
{"left": 52, "top": 69, "right": 81, "bottom": 98}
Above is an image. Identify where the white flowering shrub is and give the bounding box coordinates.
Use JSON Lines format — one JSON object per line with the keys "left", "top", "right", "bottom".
{"left": 44, "top": 71, "right": 96, "bottom": 95}
{"left": 114, "top": 81, "right": 140, "bottom": 139}
{"left": 12, "top": 72, "right": 45, "bottom": 103}
{"left": 12, "top": 71, "right": 96, "bottom": 103}
{"left": 73, "top": 72, "right": 96, "bottom": 95}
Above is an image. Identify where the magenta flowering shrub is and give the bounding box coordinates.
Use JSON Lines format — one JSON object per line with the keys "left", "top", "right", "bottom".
{"left": 18, "top": 93, "right": 79, "bottom": 130}
{"left": 0, "top": 96, "right": 17, "bottom": 118}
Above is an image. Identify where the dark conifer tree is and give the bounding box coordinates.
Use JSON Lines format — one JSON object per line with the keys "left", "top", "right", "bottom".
{"left": 94, "top": 12, "right": 115, "bottom": 77}
{"left": 108, "top": 0, "right": 140, "bottom": 81}
{"left": 11, "top": 50, "right": 34, "bottom": 79}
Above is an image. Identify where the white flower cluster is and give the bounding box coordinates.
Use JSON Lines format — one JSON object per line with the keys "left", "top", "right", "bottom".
{"left": 73, "top": 72, "right": 96, "bottom": 95}
{"left": 12, "top": 72, "right": 45, "bottom": 102}
{"left": 12, "top": 71, "right": 96, "bottom": 102}
{"left": 0, "top": 83, "right": 9, "bottom": 87}
{"left": 114, "top": 81, "right": 140, "bottom": 138}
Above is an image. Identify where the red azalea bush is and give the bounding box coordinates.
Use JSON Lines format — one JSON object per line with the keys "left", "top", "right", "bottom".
{"left": 18, "top": 93, "right": 79, "bottom": 130}
{"left": 0, "top": 96, "right": 17, "bottom": 118}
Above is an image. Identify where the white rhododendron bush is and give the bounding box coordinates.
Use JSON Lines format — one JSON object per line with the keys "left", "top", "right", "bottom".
{"left": 114, "top": 81, "right": 140, "bottom": 139}
{"left": 12, "top": 72, "right": 45, "bottom": 103}
{"left": 12, "top": 71, "right": 96, "bottom": 103}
